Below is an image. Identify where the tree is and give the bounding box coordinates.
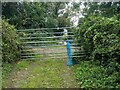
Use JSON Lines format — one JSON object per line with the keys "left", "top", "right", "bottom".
{"left": 81, "top": 2, "right": 120, "bottom": 18}
{"left": 2, "top": 2, "right": 71, "bottom": 30}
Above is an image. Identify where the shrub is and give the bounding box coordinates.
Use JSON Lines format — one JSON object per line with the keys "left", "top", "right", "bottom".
{"left": 2, "top": 20, "right": 20, "bottom": 63}
{"left": 74, "top": 16, "right": 120, "bottom": 88}
{"left": 75, "top": 16, "right": 120, "bottom": 65}
{"left": 74, "top": 61, "right": 120, "bottom": 88}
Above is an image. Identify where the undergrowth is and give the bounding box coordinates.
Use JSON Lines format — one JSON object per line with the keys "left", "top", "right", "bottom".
{"left": 73, "top": 61, "right": 120, "bottom": 88}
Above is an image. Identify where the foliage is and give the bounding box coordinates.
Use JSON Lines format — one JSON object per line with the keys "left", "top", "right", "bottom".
{"left": 73, "top": 2, "right": 120, "bottom": 88}
{"left": 2, "top": 2, "right": 120, "bottom": 88}
{"left": 75, "top": 16, "right": 120, "bottom": 65}
{"left": 74, "top": 15, "right": 120, "bottom": 88}
{"left": 2, "top": 2, "right": 71, "bottom": 30}
{"left": 2, "top": 20, "right": 21, "bottom": 63}
{"left": 82, "top": 2, "right": 120, "bottom": 18}
{"left": 74, "top": 61, "right": 120, "bottom": 88}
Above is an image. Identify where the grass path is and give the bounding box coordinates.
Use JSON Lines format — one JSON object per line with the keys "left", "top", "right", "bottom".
{"left": 3, "top": 59, "right": 79, "bottom": 88}
{"left": 3, "top": 46, "right": 79, "bottom": 88}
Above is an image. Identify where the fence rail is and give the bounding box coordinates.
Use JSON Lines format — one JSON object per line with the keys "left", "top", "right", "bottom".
{"left": 20, "top": 35, "right": 74, "bottom": 39}
{"left": 21, "top": 44, "right": 80, "bottom": 48}
{"left": 17, "top": 26, "right": 77, "bottom": 32}
{"left": 17, "top": 27, "right": 83, "bottom": 62}
{"left": 21, "top": 56, "right": 85, "bottom": 60}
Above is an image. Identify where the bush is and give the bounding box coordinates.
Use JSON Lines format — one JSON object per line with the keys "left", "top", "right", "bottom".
{"left": 74, "top": 61, "right": 120, "bottom": 88}
{"left": 2, "top": 20, "right": 20, "bottom": 63}
{"left": 75, "top": 16, "right": 120, "bottom": 65}
{"left": 74, "top": 16, "right": 120, "bottom": 88}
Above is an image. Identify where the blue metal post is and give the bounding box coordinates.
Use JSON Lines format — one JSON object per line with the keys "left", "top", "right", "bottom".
{"left": 66, "top": 40, "right": 73, "bottom": 66}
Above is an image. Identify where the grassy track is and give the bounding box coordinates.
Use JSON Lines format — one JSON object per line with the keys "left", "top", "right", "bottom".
{"left": 2, "top": 46, "right": 79, "bottom": 88}
{"left": 3, "top": 59, "right": 79, "bottom": 88}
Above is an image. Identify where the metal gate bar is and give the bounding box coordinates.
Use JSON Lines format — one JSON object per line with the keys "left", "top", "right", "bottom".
{"left": 17, "top": 27, "right": 81, "bottom": 62}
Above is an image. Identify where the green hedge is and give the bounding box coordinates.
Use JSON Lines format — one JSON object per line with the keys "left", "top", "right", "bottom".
{"left": 2, "top": 20, "right": 20, "bottom": 63}
{"left": 75, "top": 16, "right": 120, "bottom": 65}
{"left": 73, "top": 15, "right": 120, "bottom": 88}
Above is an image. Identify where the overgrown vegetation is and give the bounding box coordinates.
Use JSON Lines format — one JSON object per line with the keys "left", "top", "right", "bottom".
{"left": 2, "top": 20, "right": 21, "bottom": 63}
{"left": 75, "top": 16, "right": 120, "bottom": 64}
{"left": 2, "top": 2, "right": 71, "bottom": 30}
{"left": 74, "top": 61, "right": 120, "bottom": 88}
{"left": 73, "top": 2, "right": 120, "bottom": 88}
{"left": 2, "top": 1, "right": 120, "bottom": 88}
